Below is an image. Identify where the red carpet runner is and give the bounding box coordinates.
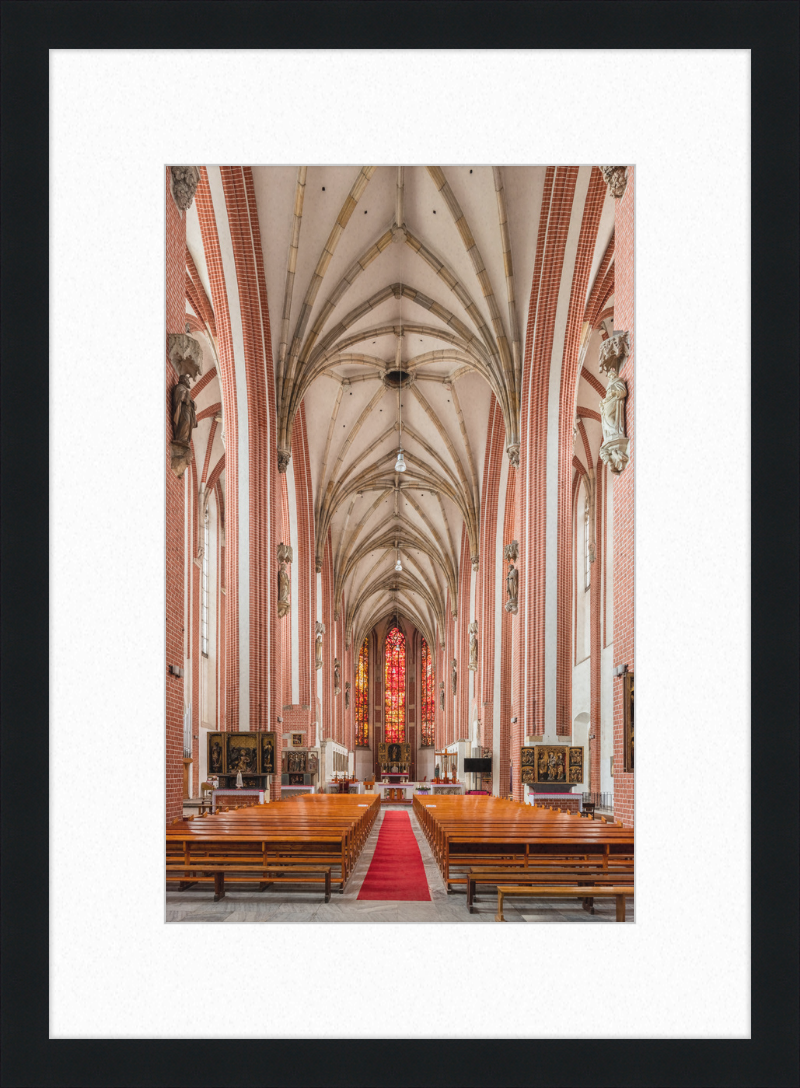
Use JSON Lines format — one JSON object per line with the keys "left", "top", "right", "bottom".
{"left": 357, "top": 811, "right": 431, "bottom": 901}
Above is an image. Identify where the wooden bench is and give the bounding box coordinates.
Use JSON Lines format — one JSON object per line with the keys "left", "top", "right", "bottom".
{"left": 166, "top": 860, "right": 332, "bottom": 902}
{"left": 495, "top": 884, "right": 632, "bottom": 922}
{"left": 467, "top": 864, "right": 634, "bottom": 912}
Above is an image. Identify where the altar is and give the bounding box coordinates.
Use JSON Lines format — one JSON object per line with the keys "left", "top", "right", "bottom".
{"left": 373, "top": 781, "right": 464, "bottom": 803}
{"left": 211, "top": 788, "right": 266, "bottom": 813}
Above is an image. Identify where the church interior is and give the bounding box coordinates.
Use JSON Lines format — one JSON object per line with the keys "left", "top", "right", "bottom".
{"left": 166, "top": 163, "right": 635, "bottom": 924}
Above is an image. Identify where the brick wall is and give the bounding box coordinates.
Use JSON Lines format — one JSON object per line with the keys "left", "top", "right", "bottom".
{"left": 612, "top": 167, "right": 634, "bottom": 829}
{"left": 166, "top": 169, "right": 187, "bottom": 825}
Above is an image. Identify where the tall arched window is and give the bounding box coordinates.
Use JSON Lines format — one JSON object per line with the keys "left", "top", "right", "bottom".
{"left": 354, "top": 635, "right": 369, "bottom": 746}
{"left": 384, "top": 626, "right": 406, "bottom": 743}
{"left": 201, "top": 505, "right": 210, "bottom": 656}
{"left": 420, "top": 637, "right": 435, "bottom": 746}
{"left": 583, "top": 495, "right": 591, "bottom": 592}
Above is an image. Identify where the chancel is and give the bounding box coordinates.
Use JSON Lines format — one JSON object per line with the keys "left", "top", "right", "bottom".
{"left": 166, "top": 164, "right": 635, "bottom": 924}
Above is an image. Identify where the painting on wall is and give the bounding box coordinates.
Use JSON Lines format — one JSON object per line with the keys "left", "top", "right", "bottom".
{"left": 567, "top": 746, "right": 584, "bottom": 784}
{"left": 535, "top": 745, "right": 567, "bottom": 783}
{"left": 291, "top": 733, "right": 304, "bottom": 747}
{"left": 623, "top": 672, "right": 634, "bottom": 772}
{"left": 378, "top": 742, "right": 411, "bottom": 766}
{"left": 208, "top": 733, "right": 226, "bottom": 775}
{"left": 307, "top": 751, "right": 319, "bottom": 775}
{"left": 287, "top": 750, "right": 307, "bottom": 774}
{"left": 226, "top": 733, "right": 258, "bottom": 774}
{"left": 259, "top": 732, "right": 277, "bottom": 775}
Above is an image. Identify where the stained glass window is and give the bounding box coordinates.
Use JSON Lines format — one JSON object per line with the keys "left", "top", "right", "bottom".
{"left": 383, "top": 626, "right": 406, "bottom": 744}
{"left": 420, "top": 637, "right": 435, "bottom": 746}
{"left": 355, "top": 635, "right": 369, "bottom": 746}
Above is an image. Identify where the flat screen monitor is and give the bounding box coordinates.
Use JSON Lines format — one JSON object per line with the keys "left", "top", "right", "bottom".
{"left": 464, "top": 757, "right": 492, "bottom": 773}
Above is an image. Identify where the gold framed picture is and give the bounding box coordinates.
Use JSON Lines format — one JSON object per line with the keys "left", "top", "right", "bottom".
{"left": 259, "top": 731, "right": 277, "bottom": 774}
{"left": 567, "top": 746, "right": 584, "bottom": 784}
{"left": 534, "top": 745, "right": 567, "bottom": 784}
{"left": 291, "top": 733, "right": 304, "bottom": 747}
{"left": 207, "top": 733, "right": 226, "bottom": 775}
{"left": 226, "top": 732, "right": 258, "bottom": 774}
{"left": 520, "top": 747, "right": 535, "bottom": 767}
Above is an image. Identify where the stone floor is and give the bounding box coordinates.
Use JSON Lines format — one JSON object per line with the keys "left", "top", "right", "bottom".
{"left": 166, "top": 804, "right": 634, "bottom": 924}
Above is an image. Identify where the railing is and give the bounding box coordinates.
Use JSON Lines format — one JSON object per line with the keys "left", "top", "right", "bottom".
{"left": 581, "top": 791, "right": 613, "bottom": 811}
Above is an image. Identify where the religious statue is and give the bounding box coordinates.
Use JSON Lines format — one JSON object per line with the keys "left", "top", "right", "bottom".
{"left": 505, "top": 562, "right": 519, "bottom": 615}
{"left": 345, "top": 681, "right": 351, "bottom": 710}
{"left": 315, "top": 621, "right": 325, "bottom": 670}
{"left": 333, "top": 658, "right": 341, "bottom": 695}
{"left": 277, "top": 543, "right": 292, "bottom": 618}
{"left": 171, "top": 373, "right": 197, "bottom": 448}
{"left": 451, "top": 658, "right": 457, "bottom": 697}
{"left": 598, "top": 331, "right": 631, "bottom": 475}
{"left": 439, "top": 680, "right": 445, "bottom": 711}
{"left": 468, "top": 622, "right": 478, "bottom": 671}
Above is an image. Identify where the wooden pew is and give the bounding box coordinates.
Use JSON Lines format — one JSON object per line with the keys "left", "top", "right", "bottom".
{"left": 495, "top": 884, "right": 632, "bottom": 922}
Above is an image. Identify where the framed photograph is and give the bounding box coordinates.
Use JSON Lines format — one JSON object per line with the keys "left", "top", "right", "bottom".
{"left": 623, "top": 671, "right": 634, "bottom": 772}
{"left": 567, "top": 746, "right": 584, "bottom": 784}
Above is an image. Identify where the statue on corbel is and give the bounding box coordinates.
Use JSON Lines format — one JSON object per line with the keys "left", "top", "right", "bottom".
{"left": 168, "top": 332, "right": 203, "bottom": 478}
{"left": 598, "top": 331, "right": 631, "bottom": 475}
{"left": 468, "top": 622, "right": 478, "bottom": 671}
{"left": 277, "top": 543, "right": 293, "bottom": 617}
{"left": 504, "top": 540, "right": 519, "bottom": 614}
{"left": 439, "top": 680, "right": 445, "bottom": 711}
{"left": 345, "top": 681, "right": 351, "bottom": 710}
{"left": 315, "top": 621, "right": 325, "bottom": 670}
{"left": 451, "top": 658, "right": 458, "bottom": 697}
{"left": 333, "top": 658, "right": 341, "bottom": 696}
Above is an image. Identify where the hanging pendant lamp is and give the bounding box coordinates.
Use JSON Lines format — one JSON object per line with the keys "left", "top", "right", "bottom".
{"left": 393, "top": 335, "right": 407, "bottom": 472}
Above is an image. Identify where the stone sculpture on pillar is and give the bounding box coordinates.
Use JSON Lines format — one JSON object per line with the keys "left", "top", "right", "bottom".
{"left": 504, "top": 540, "right": 519, "bottom": 615}
{"left": 315, "top": 621, "right": 325, "bottom": 670}
{"left": 600, "top": 166, "right": 628, "bottom": 200}
{"left": 345, "top": 681, "right": 351, "bottom": 710}
{"left": 506, "top": 443, "right": 520, "bottom": 468}
{"left": 439, "top": 680, "right": 445, "bottom": 711}
{"left": 170, "top": 166, "right": 200, "bottom": 211}
{"left": 598, "top": 332, "right": 631, "bottom": 475}
{"left": 333, "top": 658, "right": 341, "bottom": 696}
{"left": 468, "top": 622, "right": 478, "bottom": 671}
{"left": 451, "top": 658, "right": 458, "bottom": 697}
{"left": 168, "top": 332, "right": 203, "bottom": 478}
{"left": 277, "top": 543, "right": 293, "bottom": 617}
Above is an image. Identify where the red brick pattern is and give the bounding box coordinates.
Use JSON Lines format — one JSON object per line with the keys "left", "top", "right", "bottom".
{"left": 611, "top": 168, "right": 634, "bottom": 829}
{"left": 195, "top": 169, "right": 241, "bottom": 733}
{"left": 556, "top": 168, "right": 606, "bottom": 737}
{"left": 516, "top": 167, "right": 578, "bottom": 747}
{"left": 166, "top": 168, "right": 187, "bottom": 824}
{"left": 499, "top": 465, "right": 516, "bottom": 796}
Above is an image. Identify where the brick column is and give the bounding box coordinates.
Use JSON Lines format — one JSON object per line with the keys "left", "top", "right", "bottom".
{"left": 612, "top": 167, "right": 635, "bottom": 828}
{"left": 166, "top": 168, "right": 187, "bottom": 824}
